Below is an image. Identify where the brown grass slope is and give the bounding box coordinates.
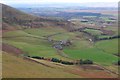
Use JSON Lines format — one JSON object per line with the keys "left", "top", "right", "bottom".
{"left": 2, "top": 4, "right": 74, "bottom": 31}
{"left": 2, "top": 51, "right": 80, "bottom": 78}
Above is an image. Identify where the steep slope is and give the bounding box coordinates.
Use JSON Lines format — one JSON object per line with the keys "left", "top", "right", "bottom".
{"left": 2, "top": 4, "right": 73, "bottom": 31}
{"left": 2, "top": 51, "right": 80, "bottom": 78}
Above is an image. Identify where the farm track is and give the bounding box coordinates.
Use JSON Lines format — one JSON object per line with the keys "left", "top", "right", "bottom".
{"left": 23, "top": 57, "right": 54, "bottom": 68}
{"left": 94, "top": 63, "right": 119, "bottom": 75}
{"left": 56, "top": 49, "right": 72, "bottom": 59}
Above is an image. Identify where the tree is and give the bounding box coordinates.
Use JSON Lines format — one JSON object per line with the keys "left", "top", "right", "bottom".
{"left": 31, "top": 56, "right": 44, "bottom": 59}
{"left": 51, "top": 58, "right": 61, "bottom": 63}
{"left": 118, "top": 60, "right": 120, "bottom": 65}
{"left": 79, "top": 59, "right": 93, "bottom": 64}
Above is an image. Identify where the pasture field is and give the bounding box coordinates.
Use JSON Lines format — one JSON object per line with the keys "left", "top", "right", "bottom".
{"left": 63, "top": 38, "right": 118, "bottom": 65}
{"left": 51, "top": 32, "right": 78, "bottom": 40}
{"left": 64, "top": 48, "right": 118, "bottom": 65}
{"left": 84, "top": 28, "right": 102, "bottom": 36}
{"left": 3, "top": 28, "right": 72, "bottom": 61}
{"left": 100, "top": 17, "right": 116, "bottom": 22}
{"left": 23, "top": 27, "right": 67, "bottom": 37}
{"left": 104, "top": 26, "right": 119, "bottom": 35}
{"left": 83, "top": 26, "right": 118, "bottom": 39}
{"left": 95, "top": 39, "right": 119, "bottom": 54}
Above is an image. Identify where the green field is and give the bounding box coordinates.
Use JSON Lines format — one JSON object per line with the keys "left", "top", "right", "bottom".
{"left": 95, "top": 39, "right": 119, "bottom": 54}
{"left": 84, "top": 28, "right": 102, "bottom": 36}
{"left": 63, "top": 38, "right": 118, "bottom": 65}
{"left": 3, "top": 28, "right": 76, "bottom": 61}
{"left": 64, "top": 48, "right": 118, "bottom": 65}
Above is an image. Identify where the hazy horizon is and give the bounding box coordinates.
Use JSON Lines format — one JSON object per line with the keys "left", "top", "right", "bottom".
{"left": 1, "top": 0, "right": 119, "bottom": 8}
{"left": 1, "top": 2, "right": 119, "bottom": 8}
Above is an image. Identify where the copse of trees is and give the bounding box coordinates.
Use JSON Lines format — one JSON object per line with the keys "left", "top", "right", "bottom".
{"left": 51, "top": 58, "right": 74, "bottom": 65}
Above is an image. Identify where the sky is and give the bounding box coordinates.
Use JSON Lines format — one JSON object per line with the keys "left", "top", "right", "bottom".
{"left": 0, "top": 0, "right": 119, "bottom": 7}
{"left": 1, "top": 0, "right": 119, "bottom": 4}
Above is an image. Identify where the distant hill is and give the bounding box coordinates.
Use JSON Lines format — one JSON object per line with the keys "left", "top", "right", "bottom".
{"left": 2, "top": 4, "right": 73, "bottom": 31}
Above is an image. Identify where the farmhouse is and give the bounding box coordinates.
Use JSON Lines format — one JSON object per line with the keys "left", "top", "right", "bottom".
{"left": 53, "top": 44, "right": 63, "bottom": 50}
{"left": 52, "top": 40, "right": 72, "bottom": 50}
{"left": 59, "top": 40, "right": 72, "bottom": 46}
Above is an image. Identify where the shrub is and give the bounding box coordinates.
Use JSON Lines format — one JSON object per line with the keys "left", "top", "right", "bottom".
{"left": 83, "top": 59, "right": 93, "bottom": 64}
{"left": 79, "top": 59, "right": 93, "bottom": 64}
{"left": 51, "top": 58, "right": 61, "bottom": 63}
{"left": 61, "top": 61, "right": 74, "bottom": 65}
{"left": 31, "top": 56, "right": 44, "bottom": 59}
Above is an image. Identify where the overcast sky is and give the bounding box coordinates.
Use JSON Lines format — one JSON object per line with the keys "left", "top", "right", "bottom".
{"left": 1, "top": 0, "right": 119, "bottom": 4}
{"left": 1, "top": 0, "right": 119, "bottom": 7}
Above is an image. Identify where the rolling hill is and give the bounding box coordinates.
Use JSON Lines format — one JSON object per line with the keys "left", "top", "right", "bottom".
{"left": 2, "top": 4, "right": 73, "bottom": 31}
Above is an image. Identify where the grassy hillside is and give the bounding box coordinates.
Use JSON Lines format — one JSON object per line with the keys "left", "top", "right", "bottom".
{"left": 2, "top": 51, "right": 80, "bottom": 78}
{"left": 2, "top": 4, "right": 73, "bottom": 31}
{"left": 3, "top": 51, "right": 117, "bottom": 78}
